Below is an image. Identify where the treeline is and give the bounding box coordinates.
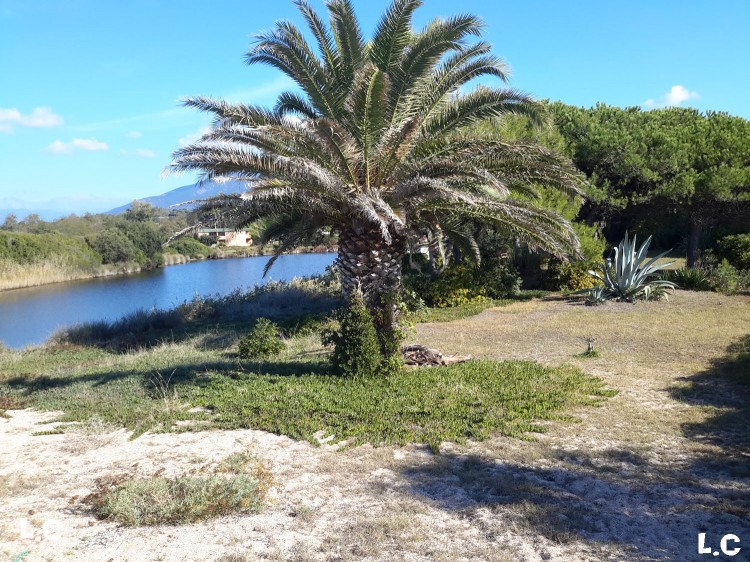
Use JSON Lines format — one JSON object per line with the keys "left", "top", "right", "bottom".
{"left": 0, "top": 203, "right": 219, "bottom": 290}
{"left": 550, "top": 103, "right": 749, "bottom": 267}
{"left": 403, "top": 103, "right": 749, "bottom": 301}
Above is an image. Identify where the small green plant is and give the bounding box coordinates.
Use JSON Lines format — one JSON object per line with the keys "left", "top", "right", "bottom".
{"left": 589, "top": 232, "right": 677, "bottom": 302}
{"left": 87, "top": 453, "right": 270, "bottom": 526}
{"left": 322, "top": 292, "right": 383, "bottom": 377}
{"left": 238, "top": 318, "right": 285, "bottom": 359}
{"left": 716, "top": 233, "right": 750, "bottom": 271}
{"left": 581, "top": 285, "right": 609, "bottom": 305}
{"left": 576, "top": 336, "right": 600, "bottom": 358}
{"left": 11, "top": 550, "right": 30, "bottom": 562}
{"left": 660, "top": 267, "right": 713, "bottom": 291}
{"left": 708, "top": 259, "right": 750, "bottom": 294}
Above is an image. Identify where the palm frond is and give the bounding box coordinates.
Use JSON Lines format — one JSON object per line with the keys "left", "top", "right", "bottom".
{"left": 274, "top": 91, "right": 319, "bottom": 118}
{"left": 346, "top": 64, "right": 390, "bottom": 188}
{"left": 245, "top": 21, "right": 341, "bottom": 116}
{"left": 327, "top": 0, "right": 365, "bottom": 86}
{"left": 407, "top": 43, "right": 510, "bottom": 120}
{"left": 294, "top": 0, "right": 342, "bottom": 84}
{"left": 422, "top": 88, "right": 542, "bottom": 138}
{"left": 387, "top": 14, "right": 484, "bottom": 122}
{"left": 370, "top": 0, "right": 422, "bottom": 72}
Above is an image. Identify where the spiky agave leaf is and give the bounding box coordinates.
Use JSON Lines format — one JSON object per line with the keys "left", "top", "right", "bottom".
{"left": 590, "top": 232, "right": 677, "bottom": 301}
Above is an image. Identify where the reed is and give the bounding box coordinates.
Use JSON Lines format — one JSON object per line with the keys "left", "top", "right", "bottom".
{"left": 0, "top": 256, "right": 98, "bottom": 290}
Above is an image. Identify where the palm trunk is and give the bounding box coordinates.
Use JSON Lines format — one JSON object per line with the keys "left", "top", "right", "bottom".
{"left": 337, "top": 224, "right": 405, "bottom": 356}
{"left": 686, "top": 217, "right": 702, "bottom": 269}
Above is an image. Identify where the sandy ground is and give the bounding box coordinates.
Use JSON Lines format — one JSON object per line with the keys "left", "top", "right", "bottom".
{"left": 1, "top": 292, "right": 749, "bottom": 561}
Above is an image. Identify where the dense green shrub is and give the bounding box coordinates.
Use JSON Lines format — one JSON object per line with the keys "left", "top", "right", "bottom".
{"left": 405, "top": 260, "right": 520, "bottom": 308}
{"left": 322, "top": 293, "right": 382, "bottom": 377}
{"left": 166, "top": 237, "right": 210, "bottom": 258}
{"left": 547, "top": 260, "right": 600, "bottom": 291}
{"left": 238, "top": 318, "right": 285, "bottom": 359}
{"left": 91, "top": 228, "right": 142, "bottom": 264}
{"left": 716, "top": 234, "right": 750, "bottom": 271}
{"left": 710, "top": 260, "right": 750, "bottom": 294}
{"left": 0, "top": 231, "right": 101, "bottom": 269}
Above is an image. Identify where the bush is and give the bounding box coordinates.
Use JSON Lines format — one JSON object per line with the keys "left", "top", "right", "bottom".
{"left": 0, "top": 230, "right": 101, "bottom": 270}
{"left": 238, "top": 318, "right": 285, "bottom": 359}
{"left": 90, "top": 228, "right": 142, "bottom": 264}
{"left": 660, "top": 268, "right": 714, "bottom": 291}
{"left": 167, "top": 237, "right": 210, "bottom": 259}
{"left": 405, "top": 260, "right": 520, "bottom": 308}
{"left": 716, "top": 234, "right": 750, "bottom": 271}
{"left": 710, "top": 259, "right": 750, "bottom": 294}
{"left": 322, "top": 293, "right": 382, "bottom": 377}
{"left": 547, "top": 260, "right": 599, "bottom": 291}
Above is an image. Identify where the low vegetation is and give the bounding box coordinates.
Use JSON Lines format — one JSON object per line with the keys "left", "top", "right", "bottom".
{"left": 86, "top": 451, "right": 271, "bottom": 526}
{"left": 0, "top": 282, "right": 614, "bottom": 451}
{"left": 237, "top": 317, "right": 285, "bottom": 359}
{"left": 50, "top": 277, "right": 342, "bottom": 350}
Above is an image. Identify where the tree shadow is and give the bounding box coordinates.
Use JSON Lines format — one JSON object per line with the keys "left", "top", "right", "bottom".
{"left": 668, "top": 334, "right": 750, "bottom": 477}
{"left": 399, "top": 448, "right": 749, "bottom": 560}
{"left": 4, "top": 353, "right": 334, "bottom": 396}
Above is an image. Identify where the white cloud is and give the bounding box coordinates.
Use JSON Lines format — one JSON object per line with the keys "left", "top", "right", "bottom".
{"left": 126, "top": 131, "right": 143, "bottom": 138}
{"left": 179, "top": 126, "right": 212, "bottom": 147}
{"left": 0, "top": 106, "right": 64, "bottom": 133}
{"left": 643, "top": 85, "right": 699, "bottom": 108}
{"left": 48, "top": 138, "right": 109, "bottom": 154}
{"left": 222, "top": 76, "right": 296, "bottom": 104}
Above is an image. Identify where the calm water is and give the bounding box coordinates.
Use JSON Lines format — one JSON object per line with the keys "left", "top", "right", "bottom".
{"left": 0, "top": 253, "right": 336, "bottom": 349}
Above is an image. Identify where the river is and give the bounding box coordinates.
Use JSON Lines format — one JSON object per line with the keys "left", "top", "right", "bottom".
{"left": 0, "top": 253, "right": 337, "bottom": 349}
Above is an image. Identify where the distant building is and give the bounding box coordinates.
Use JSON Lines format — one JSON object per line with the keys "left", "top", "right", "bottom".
{"left": 196, "top": 228, "right": 253, "bottom": 247}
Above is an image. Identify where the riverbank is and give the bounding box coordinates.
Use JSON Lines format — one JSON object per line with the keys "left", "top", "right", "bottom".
{"left": 0, "top": 245, "right": 337, "bottom": 292}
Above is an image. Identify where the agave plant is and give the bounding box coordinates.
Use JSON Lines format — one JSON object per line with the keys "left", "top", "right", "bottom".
{"left": 582, "top": 285, "right": 609, "bottom": 306}
{"left": 590, "top": 232, "right": 677, "bottom": 302}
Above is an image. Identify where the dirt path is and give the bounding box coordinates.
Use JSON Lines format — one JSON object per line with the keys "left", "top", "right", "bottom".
{"left": 1, "top": 292, "right": 748, "bottom": 561}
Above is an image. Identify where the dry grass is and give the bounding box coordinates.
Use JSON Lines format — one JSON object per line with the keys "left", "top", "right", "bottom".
{"left": 416, "top": 291, "right": 750, "bottom": 449}
{"left": 0, "top": 257, "right": 132, "bottom": 291}
{"left": 0, "top": 256, "right": 86, "bottom": 290}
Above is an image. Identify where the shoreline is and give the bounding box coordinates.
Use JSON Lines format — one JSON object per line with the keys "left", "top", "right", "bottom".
{"left": 0, "top": 245, "right": 337, "bottom": 293}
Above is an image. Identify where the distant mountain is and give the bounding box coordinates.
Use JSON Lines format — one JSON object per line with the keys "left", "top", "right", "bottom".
{"left": 107, "top": 180, "right": 250, "bottom": 214}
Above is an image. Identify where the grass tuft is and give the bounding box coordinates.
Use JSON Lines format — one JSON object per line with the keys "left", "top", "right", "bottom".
{"left": 86, "top": 452, "right": 271, "bottom": 526}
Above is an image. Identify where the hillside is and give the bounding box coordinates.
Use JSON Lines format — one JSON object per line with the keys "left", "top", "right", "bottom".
{"left": 107, "top": 180, "right": 249, "bottom": 214}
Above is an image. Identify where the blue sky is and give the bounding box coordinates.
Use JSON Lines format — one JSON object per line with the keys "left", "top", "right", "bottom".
{"left": 2, "top": 0, "right": 749, "bottom": 216}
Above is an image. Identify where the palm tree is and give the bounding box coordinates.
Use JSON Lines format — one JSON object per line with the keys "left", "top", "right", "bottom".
{"left": 168, "top": 0, "right": 583, "bottom": 348}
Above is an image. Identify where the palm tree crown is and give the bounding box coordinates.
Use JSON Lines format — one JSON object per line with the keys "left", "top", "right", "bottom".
{"left": 168, "top": 0, "right": 583, "bottom": 310}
